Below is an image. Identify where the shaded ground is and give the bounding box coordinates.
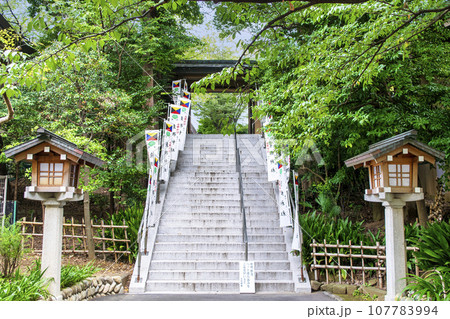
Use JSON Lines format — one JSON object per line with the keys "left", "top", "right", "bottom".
{"left": 20, "top": 253, "right": 134, "bottom": 292}
{"left": 93, "top": 292, "right": 337, "bottom": 301}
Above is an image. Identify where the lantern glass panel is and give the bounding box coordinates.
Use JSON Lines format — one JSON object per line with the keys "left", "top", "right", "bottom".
{"left": 387, "top": 163, "right": 411, "bottom": 187}
{"left": 38, "top": 162, "right": 64, "bottom": 186}
{"left": 372, "top": 165, "right": 382, "bottom": 188}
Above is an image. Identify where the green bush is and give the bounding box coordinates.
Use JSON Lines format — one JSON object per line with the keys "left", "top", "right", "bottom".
{"left": 411, "top": 221, "right": 450, "bottom": 271}
{"left": 404, "top": 267, "right": 450, "bottom": 301}
{"left": 0, "top": 261, "right": 50, "bottom": 301}
{"left": 60, "top": 263, "right": 101, "bottom": 289}
{"left": 316, "top": 193, "right": 341, "bottom": 220}
{"left": 0, "top": 222, "right": 26, "bottom": 278}
{"left": 104, "top": 203, "right": 144, "bottom": 261}
{"left": 299, "top": 211, "right": 382, "bottom": 268}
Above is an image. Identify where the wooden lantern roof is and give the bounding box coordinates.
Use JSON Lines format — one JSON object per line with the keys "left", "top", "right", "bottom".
{"left": 4, "top": 128, "right": 105, "bottom": 168}
{"left": 344, "top": 130, "right": 445, "bottom": 169}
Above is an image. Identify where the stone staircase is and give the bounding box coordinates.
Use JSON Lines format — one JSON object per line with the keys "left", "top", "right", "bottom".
{"left": 144, "top": 134, "right": 296, "bottom": 293}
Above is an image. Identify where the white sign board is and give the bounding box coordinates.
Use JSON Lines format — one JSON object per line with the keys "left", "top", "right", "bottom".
{"left": 239, "top": 261, "right": 256, "bottom": 293}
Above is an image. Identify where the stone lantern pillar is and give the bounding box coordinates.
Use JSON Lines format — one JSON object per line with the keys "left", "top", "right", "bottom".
{"left": 345, "top": 130, "right": 445, "bottom": 300}
{"left": 4, "top": 128, "right": 104, "bottom": 299}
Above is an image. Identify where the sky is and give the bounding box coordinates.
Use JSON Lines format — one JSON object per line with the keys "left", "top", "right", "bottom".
{"left": 185, "top": 3, "right": 253, "bottom": 59}
{"left": 183, "top": 3, "right": 253, "bottom": 130}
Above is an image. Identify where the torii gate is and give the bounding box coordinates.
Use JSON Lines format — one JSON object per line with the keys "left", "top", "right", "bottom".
{"left": 172, "top": 60, "right": 262, "bottom": 134}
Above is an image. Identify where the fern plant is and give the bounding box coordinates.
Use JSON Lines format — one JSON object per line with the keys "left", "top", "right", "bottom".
{"left": 404, "top": 267, "right": 450, "bottom": 301}
{"left": 0, "top": 261, "right": 51, "bottom": 301}
{"left": 411, "top": 221, "right": 450, "bottom": 271}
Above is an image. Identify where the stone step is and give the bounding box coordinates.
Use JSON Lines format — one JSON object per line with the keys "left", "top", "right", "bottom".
{"left": 162, "top": 193, "right": 276, "bottom": 201}
{"left": 170, "top": 176, "right": 238, "bottom": 182}
{"left": 147, "top": 270, "right": 292, "bottom": 281}
{"left": 155, "top": 234, "right": 286, "bottom": 243}
{"left": 157, "top": 227, "right": 283, "bottom": 235}
{"left": 157, "top": 219, "right": 280, "bottom": 228}
{"left": 162, "top": 199, "right": 276, "bottom": 206}
{"left": 148, "top": 260, "right": 291, "bottom": 270}
{"left": 186, "top": 137, "right": 233, "bottom": 140}
{"left": 172, "top": 171, "right": 239, "bottom": 177}
{"left": 160, "top": 206, "right": 279, "bottom": 213}
{"left": 159, "top": 212, "right": 279, "bottom": 220}
{"left": 166, "top": 186, "right": 269, "bottom": 193}
{"left": 145, "top": 280, "right": 294, "bottom": 293}
{"left": 151, "top": 250, "right": 288, "bottom": 261}
{"left": 177, "top": 158, "right": 236, "bottom": 163}
{"left": 167, "top": 182, "right": 272, "bottom": 189}
{"left": 153, "top": 242, "right": 286, "bottom": 251}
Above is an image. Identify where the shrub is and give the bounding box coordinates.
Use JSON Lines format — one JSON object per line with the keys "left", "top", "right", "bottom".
{"left": 316, "top": 193, "right": 341, "bottom": 220}
{"left": 299, "top": 211, "right": 382, "bottom": 267}
{"left": 104, "top": 203, "right": 144, "bottom": 261}
{"left": 60, "top": 263, "right": 101, "bottom": 289}
{"left": 0, "top": 222, "right": 26, "bottom": 278}
{"left": 411, "top": 221, "right": 450, "bottom": 271}
{"left": 404, "top": 267, "right": 450, "bottom": 301}
{"left": 0, "top": 261, "right": 51, "bottom": 301}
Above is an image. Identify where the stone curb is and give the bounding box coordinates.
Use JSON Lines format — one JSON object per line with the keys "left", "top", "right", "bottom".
{"left": 52, "top": 272, "right": 130, "bottom": 301}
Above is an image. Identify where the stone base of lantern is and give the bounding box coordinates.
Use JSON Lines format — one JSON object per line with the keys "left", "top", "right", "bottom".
{"left": 365, "top": 192, "right": 423, "bottom": 301}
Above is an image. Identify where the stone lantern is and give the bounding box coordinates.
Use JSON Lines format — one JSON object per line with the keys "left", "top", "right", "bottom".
{"left": 4, "top": 128, "right": 104, "bottom": 298}
{"left": 345, "top": 130, "right": 445, "bottom": 300}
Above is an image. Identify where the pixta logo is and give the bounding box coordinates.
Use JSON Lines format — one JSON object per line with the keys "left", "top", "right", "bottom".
{"left": 294, "top": 139, "right": 324, "bottom": 166}
{"left": 126, "top": 131, "right": 148, "bottom": 169}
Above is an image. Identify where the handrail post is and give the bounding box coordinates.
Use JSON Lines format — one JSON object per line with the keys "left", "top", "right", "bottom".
{"left": 234, "top": 132, "right": 248, "bottom": 262}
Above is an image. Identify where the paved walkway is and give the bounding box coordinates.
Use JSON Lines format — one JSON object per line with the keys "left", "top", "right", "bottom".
{"left": 93, "top": 292, "right": 337, "bottom": 301}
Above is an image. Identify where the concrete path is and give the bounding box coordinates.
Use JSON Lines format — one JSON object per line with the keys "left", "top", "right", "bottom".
{"left": 93, "top": 292, "right": 337, "bottom": 301}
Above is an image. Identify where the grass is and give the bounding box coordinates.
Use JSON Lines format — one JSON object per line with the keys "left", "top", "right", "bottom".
{"left": 0, "top": 262, "right": 51, "bottom": 301}
{"left": 60, "top": 262, "right": 101, "bottom": 289}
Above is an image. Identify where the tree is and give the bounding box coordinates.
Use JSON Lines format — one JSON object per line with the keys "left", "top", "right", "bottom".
{"left": 194, "top": 94, "right": 247, "bottom": 134}
{"left": 0, "top": 0, "right": 203, "bottom": 124}
{"left": 196, "top": 0, "right": 449, "bottom": 210}
{"left": 1, "top": 0, "right": 203, "bottom": 214}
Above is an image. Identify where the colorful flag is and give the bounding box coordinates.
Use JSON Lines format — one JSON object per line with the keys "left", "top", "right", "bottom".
{"left": 182, "top": 90, "right": 191, "bottom": 100}
{"left": 146, "top": 132, "right": 157, "bottom": 141}
{"left": 171, "top": 106, "right": 181, "bottom": 114}
{"left": 172, "top": 80, "right": 181, "bottom": 95}
{"left": 166, "top": 123, "right": 173, "bottom": 132}
{"left": 144, "top": 130, "right": 160, "bottom": 166}
{"left": 277, "top": 161, "right": 283, "bottom": 169}
{"left": 179, "top": 97, "right": 190, "bottom": 108}
{"left": 154, "top": 157, "right": 158, "bottom": 167}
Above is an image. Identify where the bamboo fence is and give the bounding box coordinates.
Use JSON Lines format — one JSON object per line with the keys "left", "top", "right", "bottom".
{"left": 310, "top": 239, "right": 420, "bottom": 288}
{"left": 18, "top": 217, "right": 131, "bottom": 262}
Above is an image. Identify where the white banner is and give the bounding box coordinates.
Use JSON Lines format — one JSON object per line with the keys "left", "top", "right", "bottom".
{"left": 148, "top": 156, "right": 159, "bottom": 226}
{"left": 172, "top": 80, "right": 181, "bottom": 95}
{"left": 144, "top": 130, "right": 160, "bottom": 166}
{"left": 265, "top": 130, "right": 279, "bottom": 181}
{"left": 160, "top": 120, "right": 174, "bottom": 182}
{"left": 169, "top": 104, "right": 184, "bottom": 155}
{"left": 178, "top": 97, "right": 191, "bottom": 151}
{"left": 278, "top": 163, "right": 292, "bottom": 227}
{"left": 291, "top": 171, "right": 301, "bottom": 251}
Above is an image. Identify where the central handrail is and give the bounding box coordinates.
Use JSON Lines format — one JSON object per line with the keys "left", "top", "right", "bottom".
{"left": 234, "top": 132, "right": 248, "bottom": 261}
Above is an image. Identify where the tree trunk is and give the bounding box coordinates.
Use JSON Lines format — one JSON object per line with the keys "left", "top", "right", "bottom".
{"left": 83, "top": 168, "right": 96, "bottom": 260}
{"left": 372, "top": 202, "right": 383, "bottom": 222}
{"left": 416, "top": 199, "right": 428, "bottom": 228}
{"left": 0, "top": 93, "right": 14, "bottom": 125}
{"left": 109, "top": 191, "right": 115, "bottom": 215}
{"left": 0, "top": 135, "right": 7, "bottom": 175}
{"left": 13, "top": 163, "right": 18, "bottom": 201}
{"left": 143, "top": 63, "right": 154, "bottom": 109}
